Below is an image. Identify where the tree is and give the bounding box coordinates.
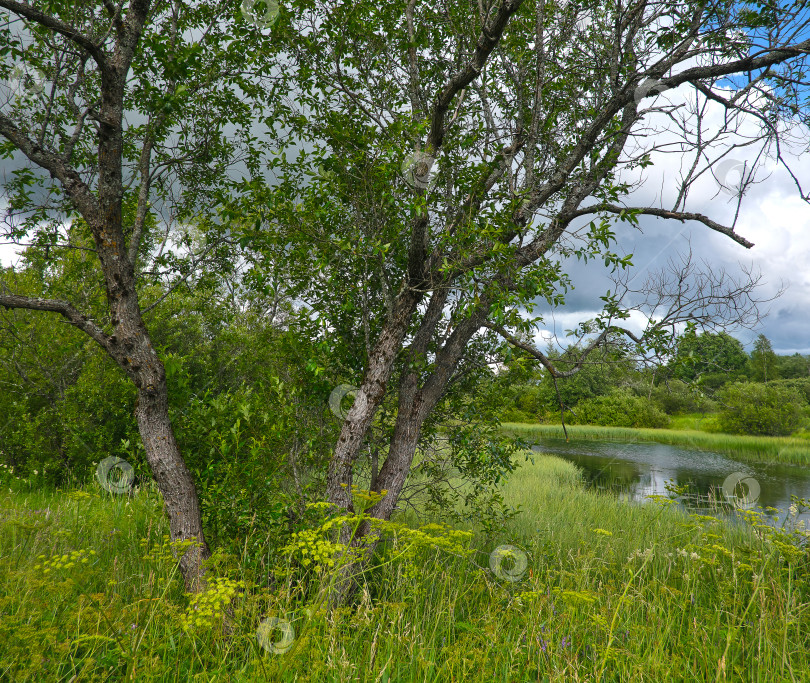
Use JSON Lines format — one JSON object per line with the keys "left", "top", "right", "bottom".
{"left": 243, "top": 0, "right": 810, "bottom": 603}
{"left": 533, "top": 338, "right": 636, "bottom": 414}
{"left": 777, "top": 353, "right": 810, "bottom": 379}
{"left": 671, "top": 329, "right": 749, "bottom": 388}
{"left": 0, "top": 0, "right": 271, "bottom": 589}
{"left": 718, "top": 381, "right": 803, "bottom": 436}
{"left": 749, "top": 333, "right": 778, "bottom": 383}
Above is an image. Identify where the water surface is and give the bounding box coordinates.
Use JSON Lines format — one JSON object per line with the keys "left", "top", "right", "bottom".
{"left": 530, "top": 437, "right": 810, "bottom": 527}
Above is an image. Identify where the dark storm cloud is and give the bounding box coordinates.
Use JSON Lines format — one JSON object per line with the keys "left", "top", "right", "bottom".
{"left": 535, "top": 205, "right": 810, "bottom": 354}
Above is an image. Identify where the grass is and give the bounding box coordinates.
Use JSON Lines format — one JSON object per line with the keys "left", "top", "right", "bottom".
{"left": 502, "top": 422, "right": 810, "bottom": 466}
{"left": 666, "top": 413, "right": 723, "bottom": 432}
{"left": 2, "top": 456, "right": 810, "bottom": 681}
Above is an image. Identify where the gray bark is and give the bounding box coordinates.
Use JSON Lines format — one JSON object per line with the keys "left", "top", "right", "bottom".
{"left": 0, "top": 0, "right": 210, "bottom": 590}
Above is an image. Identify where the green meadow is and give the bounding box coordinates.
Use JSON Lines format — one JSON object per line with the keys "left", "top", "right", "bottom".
{"left": 2, "top": 452, "right": 809, "bottom": 682}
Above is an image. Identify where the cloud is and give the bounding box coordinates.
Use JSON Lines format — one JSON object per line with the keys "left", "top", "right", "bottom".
{"left": 528, "top": 84, "right": 810, "bottom": 355}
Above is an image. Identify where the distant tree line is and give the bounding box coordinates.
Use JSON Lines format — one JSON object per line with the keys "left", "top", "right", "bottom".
{"left": 500, "top": 331, "right": 810, "bottom": 437}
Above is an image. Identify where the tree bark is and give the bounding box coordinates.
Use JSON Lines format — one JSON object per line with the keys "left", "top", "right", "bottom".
{"left": 134, "top": 363, "right": 210, "bottom": 592}
{"left": 324, "top": 288, "right": 423, "bottom": 513}
{"left": 324, "top": 304, "right": 486, "bottom": 606}
{"left": 0, "top": 286, "right": 211, "bottom": 592}
{"left": 0, "top": 0, "right": 211, "bottom": 592}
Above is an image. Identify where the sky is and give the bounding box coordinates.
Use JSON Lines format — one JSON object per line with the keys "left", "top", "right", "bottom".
{"left": 532, "top": 174, "right": 810, "bottom": 355}
{"left": 529, "top": 89, "right": 810, "bottom": 356}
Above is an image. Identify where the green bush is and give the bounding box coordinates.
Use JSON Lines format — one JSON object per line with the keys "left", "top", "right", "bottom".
{"left": 717, "top": 382, "right": 804, "bottom": 436}
{"left": 765, "top": 378, "right": 810, "bottom": 404}
{"left": 173, "top": 379, "right": 333, "bottom": 567}
{"left": 500, "top": 406, "right": 534, "bottom": 423}
{"left": 568, "top": 389, "right": 670, "bottom": 428}
{"left": 650, "top": 379, "right": 715, "bottom": 415}
{"left": 514, "top": 385, "right": 543, "bottom": 416}
{"left": 534, "top": 344, "right": 636, "bottom": 411}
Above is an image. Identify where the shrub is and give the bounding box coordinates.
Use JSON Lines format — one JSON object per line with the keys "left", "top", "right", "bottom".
{"left": 514, "top": 385, "right": 543, "bottom": 416}
{"left": 765, "top": 378, "right": 810, "bottom": 404}
{"left": 717, "top": 382, "right": 804, "bottom": 436}
{"left": 651, "top": 379, "right": 714, "bottom": 415}
{"left": 500, "top": 406, "right": 534, "bottom": 423}
{"left": 568, "top": 390, "right": 670, "bottom": 428}
{"left": 175, "top": 382, "right": 331, "bottom": 567}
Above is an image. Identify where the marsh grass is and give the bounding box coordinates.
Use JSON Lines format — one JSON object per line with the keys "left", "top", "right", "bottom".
{"left": 504, "top": 422, "right": 810, "bottom": 466}
{"left": 1, "top": 454, "right": 809, "bottom": 681}
{"left": 667, "top": 413, "right": 722, "bottom": 432}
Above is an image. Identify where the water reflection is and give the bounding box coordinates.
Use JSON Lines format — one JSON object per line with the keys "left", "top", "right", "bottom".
{"left": 530, "top": 438, "right": 810, "bottom": 529}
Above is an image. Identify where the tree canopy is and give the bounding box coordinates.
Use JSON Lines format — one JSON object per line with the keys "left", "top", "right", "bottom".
{"left": 2, "top": 0, "right": 810, "bottom": 602}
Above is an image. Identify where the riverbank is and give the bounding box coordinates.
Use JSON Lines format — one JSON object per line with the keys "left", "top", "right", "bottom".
{"left": 502, "top": 422, "right": 810, "bottom": 466}
{"left": 3, "top": 456, "right": 809, "bottom": 680}
{"left": 6, "top": 455, "right": 810, "bottom": 683}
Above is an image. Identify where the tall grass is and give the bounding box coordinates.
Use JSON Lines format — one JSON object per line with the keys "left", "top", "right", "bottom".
{"left": 2, "top": 455, "right": 810, "bottom": 681}
{"left": 503, "top": 422, "right": 810, "bottom": 466}
{"left": 667, "top": 413, "right": 722, "bottom": 432}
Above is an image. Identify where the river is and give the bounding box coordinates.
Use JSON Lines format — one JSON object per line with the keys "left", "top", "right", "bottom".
{"left": 530, "top": 437, "right": 810, "bottom": 529}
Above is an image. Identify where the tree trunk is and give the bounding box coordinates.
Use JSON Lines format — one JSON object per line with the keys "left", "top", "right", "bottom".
{"left": 134, "top": 364, "right": 210, "bottom": 592}
{"left": 323, "top": 395, "right": 423, "bottom": 607}
{"left": 324, "top": 288, "right": 422, "bottom": 512}
{"left": 323, "top": 308, "right": 485, "bottom": 606}
{"left": 0, "top": 0, "right": 213, "bottom": 592}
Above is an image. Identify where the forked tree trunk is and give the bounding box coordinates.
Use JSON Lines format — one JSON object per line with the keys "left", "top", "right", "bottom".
{"left": 324, "top": 289, "right": 423, "bottom": 511}
{"left": 317, "top": 0, "right": 527, "bottom": 607}
{"left": 323, "top": 309, "right": 484, "bottom": 606}
{"left": 323, "top": 403, "right": 423, "bottom": 608}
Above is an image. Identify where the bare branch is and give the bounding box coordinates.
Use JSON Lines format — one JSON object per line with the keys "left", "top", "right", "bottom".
{"left": 571, "top": 203, "right": 755, "bottom": 248}
{"left": 0, "top": 0, "right": 107, "bottom": 67}
{"left": 636, "top": 38, "right": 810, "bottom": 106}
{"left": 486, "top": 244, "right": 774, "bottom": 381}
{"left": 483, "top": 321, "right": 611, "bottom": 378}
{"left": 0, "top": 291, "right": 111, "bottom": 351}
